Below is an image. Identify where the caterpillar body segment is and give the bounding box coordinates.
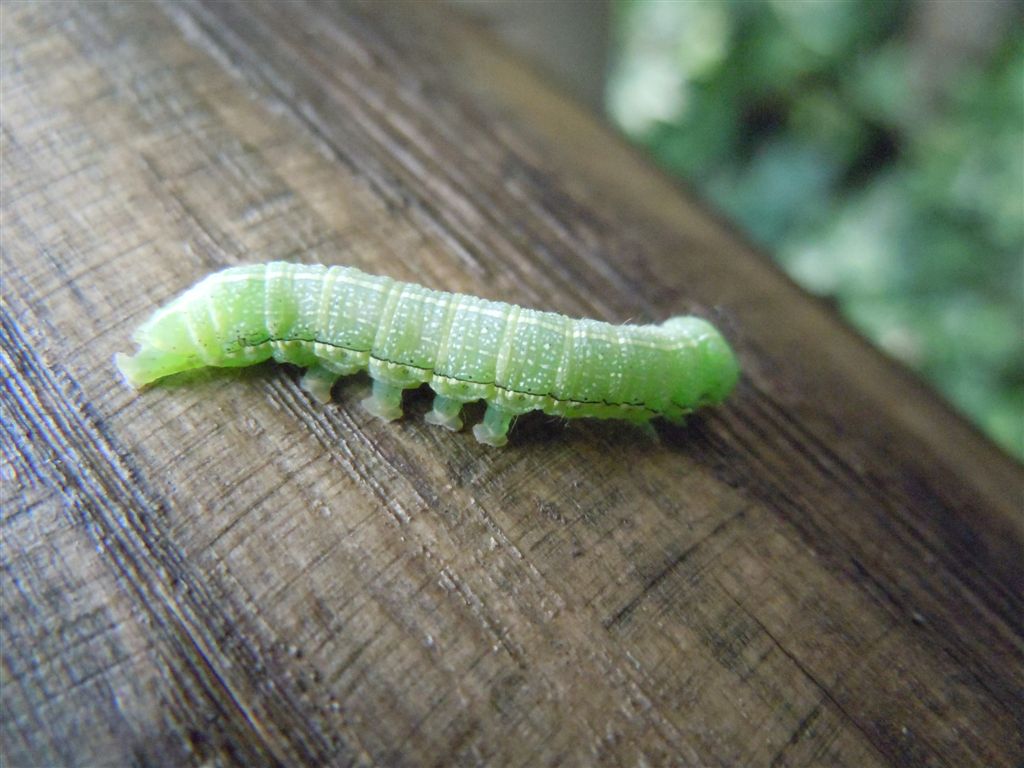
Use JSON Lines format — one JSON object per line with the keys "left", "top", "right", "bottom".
{"left": 116, "top": 262, "right": 739, "bottom": 446}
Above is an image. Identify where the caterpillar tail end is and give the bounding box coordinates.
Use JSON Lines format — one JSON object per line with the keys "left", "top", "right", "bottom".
{"left": 115, "top": 351, "right": 159, "bottom": 389}
{"left": 117, "top": 301, "right": 211, "bottom": 389}
{"left": 114, "top": 348, "right": 202, "bottom": 389}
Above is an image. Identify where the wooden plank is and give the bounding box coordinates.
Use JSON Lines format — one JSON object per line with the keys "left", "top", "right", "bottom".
{"left": 2, "top": 1, "right": 1021, "bottom": 766}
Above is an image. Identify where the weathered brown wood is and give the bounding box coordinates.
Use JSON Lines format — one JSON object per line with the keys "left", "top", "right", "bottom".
{"left": 2, "top": 1, "right": 1021, "bottom": 766}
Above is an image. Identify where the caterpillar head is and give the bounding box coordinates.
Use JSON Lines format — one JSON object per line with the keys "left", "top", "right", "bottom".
{"left": 661, "top": 316, "right": 739, "bottom": 408}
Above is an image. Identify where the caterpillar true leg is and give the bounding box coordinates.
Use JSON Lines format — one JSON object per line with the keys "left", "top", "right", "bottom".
{"left": 362, "top": 379, "right": 406, "bottom": 421}
{"left": 300, "top": 365, "right": 342, "bottom": 403}
{"left": 425, "top": 394, "right": 464, "bottom": 431}
{"left": 472, "top": 403, "right": 515, "bottom": 447}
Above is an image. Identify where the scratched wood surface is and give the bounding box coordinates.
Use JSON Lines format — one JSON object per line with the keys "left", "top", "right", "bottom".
{"left": 2, "top": 2, "right": 1022, "bottom": 766}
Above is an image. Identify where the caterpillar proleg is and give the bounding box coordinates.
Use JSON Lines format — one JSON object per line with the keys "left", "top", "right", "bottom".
{"left": 116, "top": 262, "right": 739, "bottom": 446}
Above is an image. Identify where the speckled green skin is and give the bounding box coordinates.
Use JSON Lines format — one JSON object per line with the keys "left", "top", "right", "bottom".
{"left": 116, "top": 262, "right": 739, "bottom": 444}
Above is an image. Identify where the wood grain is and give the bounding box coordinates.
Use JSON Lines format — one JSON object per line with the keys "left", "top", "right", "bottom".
{"left": 2, "top": 2, "right": 1021, "bottom": 766}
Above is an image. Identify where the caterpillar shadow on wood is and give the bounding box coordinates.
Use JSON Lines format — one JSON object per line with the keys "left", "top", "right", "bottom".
{"left": 116, "top": 262, "right": 739, "bottom": 447}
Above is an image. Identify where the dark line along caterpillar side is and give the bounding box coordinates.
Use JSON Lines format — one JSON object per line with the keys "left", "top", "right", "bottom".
{"left": 116, "top": 262, "right": 739, "bottom": 446}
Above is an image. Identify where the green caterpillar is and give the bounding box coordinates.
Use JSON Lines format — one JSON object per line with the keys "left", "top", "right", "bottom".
{"left": 116, "top": 262, "right": 739, "bottom": 446}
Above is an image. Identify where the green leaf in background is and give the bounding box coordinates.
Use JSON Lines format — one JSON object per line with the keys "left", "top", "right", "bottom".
{"left": 609, "top": 0, "right": 1023, "bottom": 459}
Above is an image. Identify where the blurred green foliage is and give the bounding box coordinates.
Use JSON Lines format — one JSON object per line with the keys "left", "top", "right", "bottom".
{"left": 608, "top": 0, "right": 1023, "bottom": 460}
